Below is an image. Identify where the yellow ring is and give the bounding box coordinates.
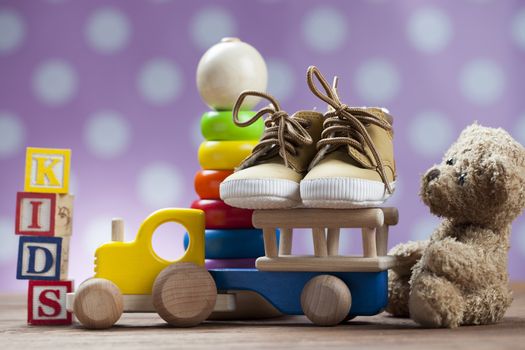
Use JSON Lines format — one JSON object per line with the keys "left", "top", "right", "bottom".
{"left": 198, "top": 140, "right": 257, "bottom": 170}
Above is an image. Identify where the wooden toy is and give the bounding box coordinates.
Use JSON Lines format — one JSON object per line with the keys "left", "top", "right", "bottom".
{"left": 70, "top": 206, "right": 400, "bottom": 328}
{"left": 200, "top": 110, "right": 263, "bottom": 141}
{"left": 15, "top": 192, "right": 74, "bottom": 236}
{"left": 196, "top": 37, "right": 267, "bottom": 111}
{"left": 194, "top": 170, "right": 233, "bottom": 200}
{"left": 198, "top": 140, "right": 257, "bottom": 170}
{"left": 205, "top": 258, "right": 256, "bottom": 269}
{"left": 191, "top": 199, "right": 254, "bottom": 229}
{"left": 208, "top": 290, "right": 281, "bottom": 320}
{"left": 28, "top": 280, "right": 73, "bottom": 325}
{"left": 17, "top": 235, "right": 66, "bottom": 280}
{"left": 183, "top": 228, "right": 270, "bottom": 259}
{"left": 95, "top": 209, "right": 205, "bottom": 295}
{"left": 24, "top": 147, "right": 71, "bottom": 194}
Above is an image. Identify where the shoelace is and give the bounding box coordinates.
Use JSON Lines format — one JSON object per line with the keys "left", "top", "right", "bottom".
{"left": 232, "top": 91, "right": 313, "bottom": 169}
{"left": 306, "top": 66, "right": 394, "bottom": 194}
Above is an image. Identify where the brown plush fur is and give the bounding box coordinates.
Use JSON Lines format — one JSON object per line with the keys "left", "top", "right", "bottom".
{"left": 387, "top": 123, "right": 525, "bottom": 328}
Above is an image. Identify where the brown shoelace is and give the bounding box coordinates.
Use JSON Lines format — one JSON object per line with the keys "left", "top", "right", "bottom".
{"left": 306, "top": 66, "right": 393, "bottom": 194}
{"left": 232, "top": 91, "right": 313, "bottom": 169}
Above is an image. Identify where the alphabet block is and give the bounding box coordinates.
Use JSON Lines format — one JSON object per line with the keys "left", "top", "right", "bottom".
{"left": 15, "top": 192, "right": 74, "bottom": 237}
{"left": 28, "top": 280, "right": 73, "bottom": 325}
{"left": 24, "top": 147, "right": 71, "bottom": 194}
{"left": 17, "top": 236, "right": 66, "bottom": 280}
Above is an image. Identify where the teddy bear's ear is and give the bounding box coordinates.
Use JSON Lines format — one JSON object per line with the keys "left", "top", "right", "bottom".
{"left": 484, "top": 156, "right": 510, "bottom": 205}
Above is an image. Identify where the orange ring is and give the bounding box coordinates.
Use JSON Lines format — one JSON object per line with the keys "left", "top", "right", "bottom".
{"left": 194, "top": 170, "right": 233, "bottom": 199}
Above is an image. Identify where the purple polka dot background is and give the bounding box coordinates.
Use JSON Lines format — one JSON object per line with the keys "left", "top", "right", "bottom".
{"left": 1, "top": 0, "right": 525, "bottom": 292}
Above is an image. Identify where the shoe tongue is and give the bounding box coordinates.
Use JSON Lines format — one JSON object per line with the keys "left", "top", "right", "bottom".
{"left": 346, "top": 144, "right": 374, "bottom": 168}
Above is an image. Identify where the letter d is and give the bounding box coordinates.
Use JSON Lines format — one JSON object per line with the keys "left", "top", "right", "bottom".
{"left": 26, "top": 246, "right": 54, "bottom": 274}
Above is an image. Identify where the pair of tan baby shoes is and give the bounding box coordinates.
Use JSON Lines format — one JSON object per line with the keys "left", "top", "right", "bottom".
{"left": 220, "top": 66, "right": 396, "bottom": 209}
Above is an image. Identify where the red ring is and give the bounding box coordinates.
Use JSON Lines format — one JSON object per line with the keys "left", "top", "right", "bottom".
{"left": 191, "top": 199, "right": 253, "bottom": 229}
{"left": 194, "top": 170, "right": 233, "bottom": 199}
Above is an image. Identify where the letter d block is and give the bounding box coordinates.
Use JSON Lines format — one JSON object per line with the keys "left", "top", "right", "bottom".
{"left": 15, "top": 192, "right": 74, "bottom": 237}
{"left": 28, "top": 280, "right": 73, "bottom": 325}
{"left": 17, "top": 236, "right": 65, "bottom": 280}
{"left": 24, "top": 147, "right": 71, "bottom": 194}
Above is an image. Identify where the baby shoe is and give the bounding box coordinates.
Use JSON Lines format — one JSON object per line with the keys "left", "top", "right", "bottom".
{"left": 300, "top": 66, "right": 396, "bottom": 208}
{"left": 220, "top": 91, "right": 324, "bottom": 209}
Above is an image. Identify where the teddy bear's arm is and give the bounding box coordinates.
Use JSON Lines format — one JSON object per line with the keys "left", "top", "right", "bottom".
{"left": 421, "top": 227, "right": 504, "bottom": 288}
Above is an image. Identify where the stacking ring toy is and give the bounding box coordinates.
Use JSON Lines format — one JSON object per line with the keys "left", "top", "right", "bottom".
{"left": 198, "top": 141, "right": 257, "bottom": 170}
{"left": 184, "top": 229, "right": 267, "bottom": 259}
{"left": 201, "top": 111, "right": 263, "bottom": 141}
{"left": 191, "top": 199, "right": 253, "bottom": 229}
{"left": 194, "top": 170, "right": 232, "bottom": 199}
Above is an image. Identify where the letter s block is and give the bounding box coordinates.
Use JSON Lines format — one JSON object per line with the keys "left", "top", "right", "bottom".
{"left": 28, "top": 280, "right": 73, "bottom": 325}
{"left": 17, "top": 236, "right": 65, "bottom": 280}
{"left": 24, "top": 147, "right": 71, "bottom": 194}
{"left": 15, "top": 192, "right": 74, "bottom": 237}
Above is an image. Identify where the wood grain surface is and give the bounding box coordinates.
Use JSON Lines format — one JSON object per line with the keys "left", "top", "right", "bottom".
{"left": 1, "top": 283, "right": 524, "bottom": 349}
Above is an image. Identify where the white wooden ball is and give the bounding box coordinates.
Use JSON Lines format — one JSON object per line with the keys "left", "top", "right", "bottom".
{"left": 196, "top": 37, "right": 268, "bottom": 111}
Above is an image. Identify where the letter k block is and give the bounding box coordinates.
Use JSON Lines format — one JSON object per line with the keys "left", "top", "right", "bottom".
{"left": 24, "top": 147, "right": 71, "bottom": 194}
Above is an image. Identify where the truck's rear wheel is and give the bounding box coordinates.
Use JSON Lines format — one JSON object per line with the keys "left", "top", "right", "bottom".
{"left": 73, "top": 278, "right": 124, "bottom": 329}
{"left": 301, "top": 275, "right": 352, "bottom": 326}
{"left": 153, "top": 262, "right": 217, "bottom": 327}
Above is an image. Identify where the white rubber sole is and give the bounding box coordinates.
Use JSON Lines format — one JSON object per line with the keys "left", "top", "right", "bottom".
{"left": 300, "top": 177, "right": 395, "bottom": 209}
{"left": 220, "top": 178, "right": 301, "bottom": 209}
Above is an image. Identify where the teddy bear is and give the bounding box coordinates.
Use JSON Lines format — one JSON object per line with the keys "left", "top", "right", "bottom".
{"left": 386, "top": 123, "right": 525, "bottom": 328}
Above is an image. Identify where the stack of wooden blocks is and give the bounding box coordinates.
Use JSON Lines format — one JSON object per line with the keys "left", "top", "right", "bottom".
{"left": 15, "top": 147, "right": 74, "bottom": 325}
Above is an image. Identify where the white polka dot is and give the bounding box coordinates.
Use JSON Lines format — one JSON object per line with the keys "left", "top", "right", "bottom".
{"left": 0, "top": 216, "right": 18, "bottom": 263}
{"left": 85, "top": 7, "right": 130, "bottom": 54}
{"left": 459, "top": 59, "right": 505, "bottom": 106}
{"left": 408, "top": 111, "right": 454, "bottom": 157}
{"left": 0, "top": 111, "right": 25, "bottom": 158}
{"left": 84, "top": 110, "right": 131, "bottom": 159}
{"left": 511, "top": 8, "right": 525, "bottom": 51}
{"left": 302, "top": 7, "right": 347, "bottom": 53}
{"left": 354, "top": 59, "right": 401, "bottom": 104}
{"left": 33, "top": 60, "right": 77, "bottom": 106}
{"left": 69, "top": 171, "right": 78, "bottom": 195}
{"left": 0, "top": 9, "right": 25, "bottom": 54}
{"left": 407, "top": 7, "right": 452, "bottom": 54}
{"left": 82, "top": 216, "right": 113, "bottom": 256}
{"left": 190, "top": 7, "right": 236, "bottom": 50}
{"left": 266, "top": 59, "right": 294, "bottom": 101}
{"left": 138, "top": 58, "right": 183, "bottom": 105}
{"left": 515, "top": 113, "right": 525, "bottom": 146}
{"left": 411, "top": 216, "right": 440, "bottom": 241}
{"left": 137, "top": 162, "right": 184, "bottom": 208}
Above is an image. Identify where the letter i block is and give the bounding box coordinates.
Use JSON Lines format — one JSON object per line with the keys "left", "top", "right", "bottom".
{"left": 17, "top": 236, "right": 66, "bottom": 280}
{"left": 24, "top": 147, "right": 71, "bottom": 194}
{"left": 15, "top": 192, "right": 74, "bottom": 237}
{"left": 28, "top": 280, "right": 73, "bottom": 325}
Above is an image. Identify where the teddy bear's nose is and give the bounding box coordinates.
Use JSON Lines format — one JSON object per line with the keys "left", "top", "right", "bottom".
{"left": 426, "top": 168, "right": 440, "bottom": 182}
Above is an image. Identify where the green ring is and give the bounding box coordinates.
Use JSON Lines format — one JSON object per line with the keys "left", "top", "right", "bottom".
{"left": 201, "top": 110, "right": 264, "bottom": 141}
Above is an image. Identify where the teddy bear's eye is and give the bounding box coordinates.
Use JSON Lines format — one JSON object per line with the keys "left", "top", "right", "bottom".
{"left": 458, "top": 172, "right": 467, "bottom": 186}
{"left": 446, "top": 158, "right": 455, "bottom": 165}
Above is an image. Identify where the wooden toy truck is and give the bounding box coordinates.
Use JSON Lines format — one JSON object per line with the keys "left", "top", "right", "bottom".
{"left": 68, "top": 207, "right": 399, "bottom": 328}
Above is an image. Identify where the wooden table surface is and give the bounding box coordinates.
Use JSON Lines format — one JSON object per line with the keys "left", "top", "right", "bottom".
{"left": 2, "top": 283, "right": 525, "bottom": 349}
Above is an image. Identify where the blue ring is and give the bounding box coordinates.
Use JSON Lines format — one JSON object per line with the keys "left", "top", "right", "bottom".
{"left": 184, "top": 229, "right": 280, "bottom": 259}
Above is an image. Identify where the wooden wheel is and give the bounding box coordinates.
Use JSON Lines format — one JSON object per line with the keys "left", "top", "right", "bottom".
{"left": 300, "top": 275, "right": 352, "bottom": 326}
{"left": 73, "top": 278, "right": 124, "bottom": 329}
{"left": 153, "top": 262, "right": 217, "bottom": 327}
